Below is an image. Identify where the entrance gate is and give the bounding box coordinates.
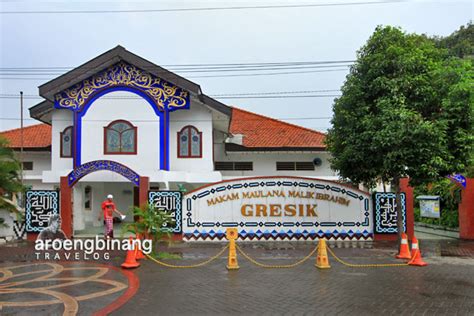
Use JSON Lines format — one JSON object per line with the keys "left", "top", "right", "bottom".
{"left": 58, "top": 160, "right": 149, "bottom": 238}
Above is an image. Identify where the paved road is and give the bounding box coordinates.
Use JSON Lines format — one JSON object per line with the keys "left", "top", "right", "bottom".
{"left": 1, "top": 239, "right": 474, "bottom": 315}
{"left": 113, "top": 242, "right": 474, "bottom": 316}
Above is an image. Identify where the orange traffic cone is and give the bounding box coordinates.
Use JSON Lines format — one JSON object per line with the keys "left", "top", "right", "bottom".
{"left": 121, "top": 237, "right": 140, "bottom": 269}
{"left": 135, "top": 234, "right": 145, "bottom": 260}
{"left": 409, "top": 236, "right": 427, "bottom": 267}
{"left": 396, "top": 233, "right": 411, "bottom": 259}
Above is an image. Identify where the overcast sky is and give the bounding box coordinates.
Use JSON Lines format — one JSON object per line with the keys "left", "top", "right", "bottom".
{"left": 0, "top": 0, "right": 472, "bottom": 132}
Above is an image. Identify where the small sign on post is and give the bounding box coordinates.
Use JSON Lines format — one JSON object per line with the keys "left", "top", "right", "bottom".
{"left": 416, "top": 195, "right": 440, "bottom": 219}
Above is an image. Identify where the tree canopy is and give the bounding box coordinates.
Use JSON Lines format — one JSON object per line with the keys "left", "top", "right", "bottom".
{"left": 433, "top": 22, "right": 473, "bottom": 59}
{"left": 0, "top": 136, "right": 24, "bottom": 213}
{"left": 326, "top": 25, "right": 473, "bottom": 188}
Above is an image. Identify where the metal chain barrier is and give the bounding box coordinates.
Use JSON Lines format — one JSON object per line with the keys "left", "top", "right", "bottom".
{"left": 145, "top": 244, "right": 229, "bottom": 269}
{"left": 235, "top": 244, "right": 319, "bottom": 268}
{"left": 326, "top": 247, "right": 412, "bottom": 268}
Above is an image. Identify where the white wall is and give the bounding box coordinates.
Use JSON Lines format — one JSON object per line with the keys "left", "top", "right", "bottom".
{"left": 20, "top": 152, "right": 54, "bottom": 189}
{"left": 21, "top": 152, "right": 51, "bottom": 177}
{"left": 23, "top": 179, "right": 55, "bottom": 190}
{"left": 73, "top": 180, "right": 135, "bottom": 231}
{"left": 51, "top": 109, "right": 73, "bottom": 172}
{"left": 0, "top": 209, "right": 16, "bottom": 239}
{"left": 81, "top": 91, "right": 160, "bottom": 175}
{"left": 213, "top": 130, "right": 337, "bottom": 179}
{"left": 169, "top": 104, "right": 214, "bottom": 172}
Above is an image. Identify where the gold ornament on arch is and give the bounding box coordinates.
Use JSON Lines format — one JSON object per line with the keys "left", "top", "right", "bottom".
{"left": 54, "top": 62, "right": 190, "bottom": 112}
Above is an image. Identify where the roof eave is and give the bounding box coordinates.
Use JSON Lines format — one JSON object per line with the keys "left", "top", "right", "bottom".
{"left": 225, "top": 143, "right": 326, "bottom": 152}
{"left": 38, "top": 45, "right": 202, "bottom": 101}
{"left": 29, "top": 100, "right": 53, "bottom": 124}
{"left": 199, "top": 94, "right": 232, "bottom": 116}
{"left": 10, "top": 146, "right": 51, "bottom": 152}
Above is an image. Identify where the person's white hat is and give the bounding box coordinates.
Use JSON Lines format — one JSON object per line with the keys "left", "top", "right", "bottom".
{"left": 107, "top": 194, "right": 113, "bottom": 199}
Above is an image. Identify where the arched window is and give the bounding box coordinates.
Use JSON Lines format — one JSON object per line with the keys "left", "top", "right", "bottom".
{"left": 104, "top": 120, "right": 137, "bottom": 154}
{"left": 60, "top": 126, "right": 73, "bottom": 158}
{"left": 178, "top": 126, "right": 202, "bottom": 158}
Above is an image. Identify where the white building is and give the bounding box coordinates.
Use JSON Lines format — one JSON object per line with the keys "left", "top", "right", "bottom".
{"left": 1, "top": 46, "right": 339, "bottom": 237}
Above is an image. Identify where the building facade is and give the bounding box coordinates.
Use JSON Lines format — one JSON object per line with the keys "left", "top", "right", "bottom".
{"left": 1, "top": 46, "right": 339, "bottom": 237}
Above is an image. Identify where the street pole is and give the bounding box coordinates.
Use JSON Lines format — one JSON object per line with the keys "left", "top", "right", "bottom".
{"left": 20, "top": 91, "right": 24, "bottom": 206}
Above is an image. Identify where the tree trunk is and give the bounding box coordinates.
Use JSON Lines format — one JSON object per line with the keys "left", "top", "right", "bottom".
{"left": 393, "top": 176, "right": 404, "bottom": 245}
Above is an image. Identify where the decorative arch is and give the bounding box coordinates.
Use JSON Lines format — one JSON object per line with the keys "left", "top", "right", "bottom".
{"left": 67, "top": 160, "right": 140, "bottom": 187}
{"left": 54, "top": 62, "right": 190, "bottom": 112}
{"left": 54, "top": 61, "right": 191, "bottom": 170}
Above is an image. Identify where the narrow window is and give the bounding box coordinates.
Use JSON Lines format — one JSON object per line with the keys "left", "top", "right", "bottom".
{"left": 177, "top": 126, "right": 202, "bottom": 158}
{"left": 276, "top": 162, "right": 315, "bottom": 171}
{"left": 214, "top": 162, "right": 253, "bottom": 171}
{"left": 60, "top": 126, "right": 73, "bottom": 158}
{"left": 22, "top": 161, "right": 33, "bottom": 170}
{"left": 104, "top": 120, "right": 137, "bottom": 154}
{"left": 84, "top": 186, "right": 92, "bottom": 210}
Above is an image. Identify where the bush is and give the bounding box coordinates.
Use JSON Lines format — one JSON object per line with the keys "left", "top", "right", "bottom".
{"left": 122, "top": 203, "right": 176, "bottom": 255}
{"left": 414, "top": 179, "right": 461, "bottom": 228}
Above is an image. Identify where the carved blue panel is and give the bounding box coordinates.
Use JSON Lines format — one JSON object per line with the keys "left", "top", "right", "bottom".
{"left": 374, "top": 192, "right": 406, "bottom": 234}
{"left": 148, "top": 191, "right": 182, "bottom": 233}
{"left": 67, "top": 160, "right": 140, "bottom": 186}
{"left": 25, "top": 190, "right": 59, "bottom": 232}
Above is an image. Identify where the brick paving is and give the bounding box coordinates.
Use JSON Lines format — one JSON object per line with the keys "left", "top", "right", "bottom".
{"left": 113, "top": 242, "right": 474, "bottom": 316}
{"left": 1, "top": 239, "right": 474, "bottom": 315}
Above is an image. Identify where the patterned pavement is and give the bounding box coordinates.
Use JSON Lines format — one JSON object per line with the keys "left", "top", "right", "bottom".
{"left": 0, "top": 239, "right": 473, "bottom": 315}
{"left": 0, "top": 262, "right": 138, "bottom": 315}
{"left": 114, "top": 241, "right": 474, "bottom": 316}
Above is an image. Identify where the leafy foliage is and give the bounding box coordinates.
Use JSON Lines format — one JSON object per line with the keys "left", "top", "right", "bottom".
{"left": 433, "top": 22, "right": 474, "bottom": 59}
{"left": 414, "top": 179, "right": 461, "bottom": 228}
{"left": 326, "top": 26, "right": 474, "bottom": 188}
{"left": 122, "top": 203, "right": 176, "bottom": 255}
{"left": 0, "top": 136, "right": 24, "bottom": 214}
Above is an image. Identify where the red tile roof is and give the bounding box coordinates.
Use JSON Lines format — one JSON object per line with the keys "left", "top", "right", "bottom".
{"left": 0, "top": 108, "right": 326, "bottom": 150}
{"left": 0, "top": 124, "right": 51, "bottom": 148}
{"left": 230, "top": 107, "right": 326, "bottom": 149}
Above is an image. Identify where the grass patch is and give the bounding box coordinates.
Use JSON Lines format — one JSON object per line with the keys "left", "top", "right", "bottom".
{"left": 150, "top": 252, "right": 182, "bottom": 260}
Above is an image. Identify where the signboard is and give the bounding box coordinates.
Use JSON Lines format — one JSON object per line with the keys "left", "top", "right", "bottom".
{"left": 148, "top": 191, "right": 182, "bottom": 233}
{"left": 417, "top": 196, "right": 440, "bottom": 218}
{"left": 25, "top": 190, "right": 59, "bottom": 232}
{"left": 373, "top": 192, "right": 406, "bottom": 234}
{"left": 447, "top": 174, "right": 466, "bottom": 188}
{"left": 183, "top": 177, "right": 372, "bottom": 241}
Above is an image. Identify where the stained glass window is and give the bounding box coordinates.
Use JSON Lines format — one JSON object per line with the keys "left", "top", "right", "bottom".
{"left": 178, "top": 126, "right": 201, "bottom": 158}
{"left": 104, "top": 120, "right": 137, "bottom": 154}
{"left": 60, "top": 126, "right": 73, "bottom": 158}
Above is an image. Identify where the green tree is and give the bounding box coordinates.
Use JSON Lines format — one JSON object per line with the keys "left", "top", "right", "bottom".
{"left": 326, "top": 26, "right": 473, "bottom": 237}
{"left": 0, "top": 136, "right": 24, "bottom": 214}
{"left": 433, "top": 22, "right": 474, "bottom": 177}
{"left": 433, "top": 22, "right": 473, "bottom": 59}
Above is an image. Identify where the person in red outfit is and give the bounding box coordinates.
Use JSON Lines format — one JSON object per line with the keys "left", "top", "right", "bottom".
{"left": 98, "top": 194, "right": 124, "bottom": 239}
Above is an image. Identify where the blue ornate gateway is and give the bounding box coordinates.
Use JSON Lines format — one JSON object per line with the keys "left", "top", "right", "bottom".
{"left": 55, "top": 62, "right": 191, "bottom": 170}
{"left": 67, "top": 160, "right": 140, "bottom": 187}
{"left": 54, "top": 62, "right": 190, "bottom": 112}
